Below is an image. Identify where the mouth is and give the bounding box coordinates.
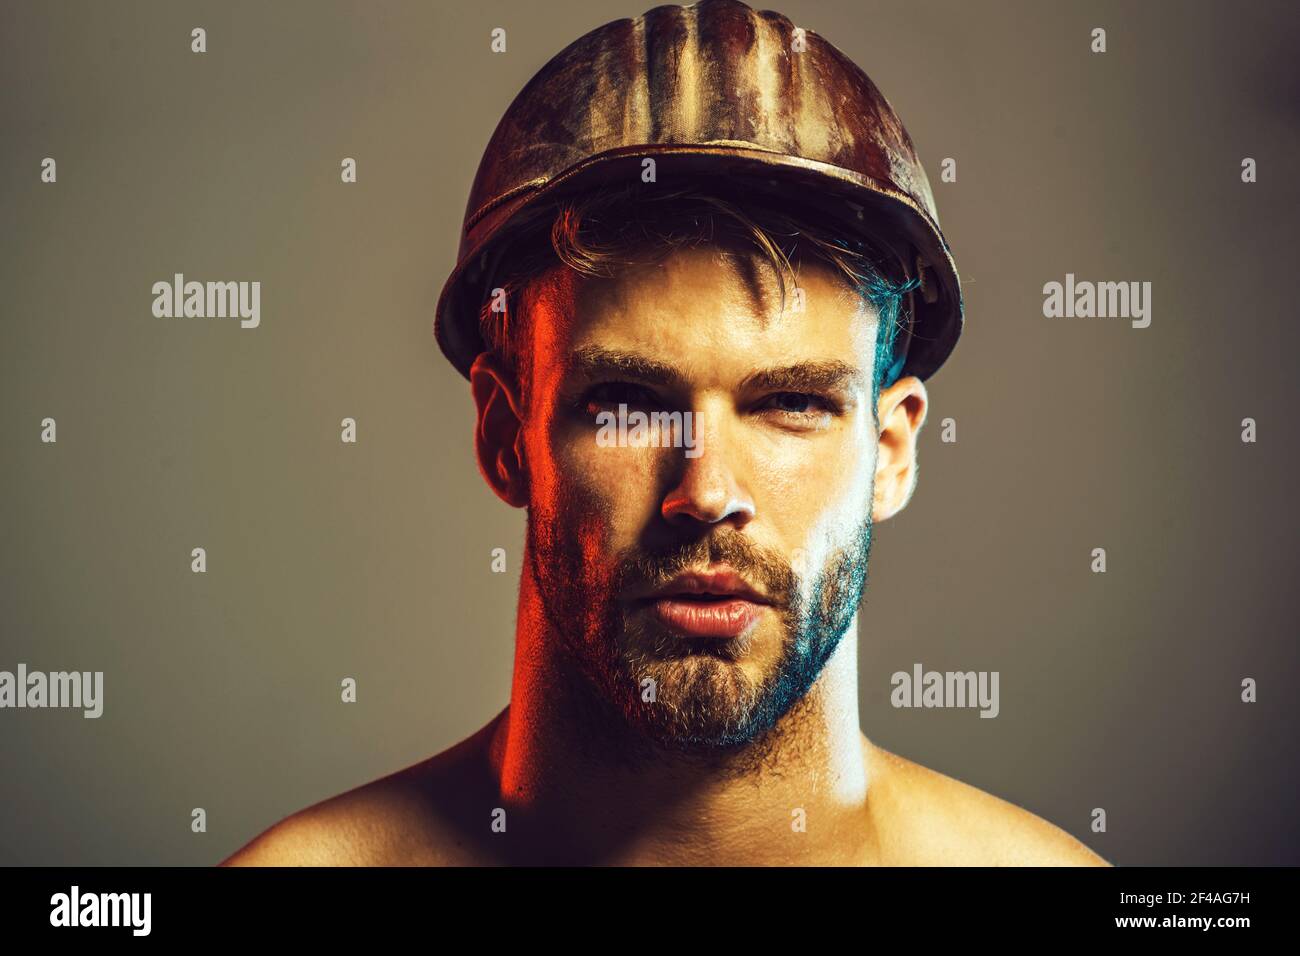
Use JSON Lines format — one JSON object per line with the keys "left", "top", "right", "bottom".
{"left": 633, "top": 568, "right": 772, "bottom": 640}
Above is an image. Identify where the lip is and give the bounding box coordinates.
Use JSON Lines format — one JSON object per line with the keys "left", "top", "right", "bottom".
{"left": 640, "top": 568, "right": 772, "bottom": 605}
{"left": 648, "top": 597, "right": 766, "bottom": 638}
{"left": 635, "top": 567, "right": 772, "bottom": 639}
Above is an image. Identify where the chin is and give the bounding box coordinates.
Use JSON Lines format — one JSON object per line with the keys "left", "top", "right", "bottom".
{"left": 620, "top": 653, "right": 771, "bottom": 744}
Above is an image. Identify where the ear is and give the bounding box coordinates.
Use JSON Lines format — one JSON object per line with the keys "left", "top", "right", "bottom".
{"left": 469, "top": 352, "right": 529, "bottom": 508}
{"left": 872, "top": 376, "right": 928, "bottom": 522}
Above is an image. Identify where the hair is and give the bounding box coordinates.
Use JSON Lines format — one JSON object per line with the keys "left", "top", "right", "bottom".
{"left": 475, "top": 182, "right": 919, "bottom": 422}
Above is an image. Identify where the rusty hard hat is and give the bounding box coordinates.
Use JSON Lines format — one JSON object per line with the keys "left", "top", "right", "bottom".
{"left": 435, "top": 0, "right": 963, "bottom": 382}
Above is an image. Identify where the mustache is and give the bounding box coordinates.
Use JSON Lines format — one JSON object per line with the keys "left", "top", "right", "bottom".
{"left": 612, "top": 529, "right": 798, "bottom": 607}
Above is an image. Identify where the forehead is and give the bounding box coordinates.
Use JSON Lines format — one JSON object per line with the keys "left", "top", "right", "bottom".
{"left": 527, "top": 242, "right": 881, "bottom": 392}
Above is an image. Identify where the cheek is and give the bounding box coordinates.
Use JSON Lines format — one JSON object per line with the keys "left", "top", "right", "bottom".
{"left": 534, "top": 416, "right": 663, "bottom": 548}
{"left": 754, "top": 429, "right": 877, "bottom": 560}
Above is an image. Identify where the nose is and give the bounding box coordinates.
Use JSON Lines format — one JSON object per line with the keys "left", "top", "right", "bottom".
{"left": 660, "top": 407, "right": 755, "bottom": 528}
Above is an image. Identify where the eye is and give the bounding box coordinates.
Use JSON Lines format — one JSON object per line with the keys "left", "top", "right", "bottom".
{"left": 577, "top": 382, "right": 660, "bottom": 416}
{"left": 766, "top": 392, "right": 821, "bottom": 414}
{"left": 754, "top": 391, "right": 841, "bottom": 429}
{"left": 761, "top": 392, "right": 836, "bottom": 414}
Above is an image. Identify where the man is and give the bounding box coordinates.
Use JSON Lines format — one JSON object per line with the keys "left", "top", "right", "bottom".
{"left": 224, "top": 0, "right": 1108, "bottom": 866}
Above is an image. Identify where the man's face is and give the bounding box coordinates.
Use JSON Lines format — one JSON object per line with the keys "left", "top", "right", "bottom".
{"left": 517, "top": 241, "right": 888, "bottom": 753}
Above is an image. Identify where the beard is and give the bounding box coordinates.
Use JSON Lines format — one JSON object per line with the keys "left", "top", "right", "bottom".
{"left": 525, "top": 487, "right": 874, "bottom": 766}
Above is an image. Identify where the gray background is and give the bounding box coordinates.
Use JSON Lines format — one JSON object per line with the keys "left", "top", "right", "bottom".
{"left": 1, "top": 0, "right": 1296, "bottom": 866}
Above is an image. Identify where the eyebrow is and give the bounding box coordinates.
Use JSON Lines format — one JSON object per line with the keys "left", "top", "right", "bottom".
{"left": 567, "top": 346, "right": 865, "bottom": 394}
{"left": 568, "top": 346, "right": 688, "bottom": 388}
{"left": 740, "top": 360, "right": 865, "bottom": 394}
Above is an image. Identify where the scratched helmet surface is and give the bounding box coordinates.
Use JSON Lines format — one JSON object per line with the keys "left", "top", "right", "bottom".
{"left": 435, "top": 0, "right": 963, "bottom": 382}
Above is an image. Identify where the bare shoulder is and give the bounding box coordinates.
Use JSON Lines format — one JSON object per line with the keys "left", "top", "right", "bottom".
{"left": 219, "top": 722, "right": 501, "bottom": 867}
{"left": 218, "top": 765, "right": 442, "bottom": 866}
{"left": 865, "top": 742, "right": 1111, "bottom": 867}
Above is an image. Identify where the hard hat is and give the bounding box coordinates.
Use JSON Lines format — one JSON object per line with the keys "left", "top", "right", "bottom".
{"left": 434, "top": 0, "right": 963, "bottom": 382}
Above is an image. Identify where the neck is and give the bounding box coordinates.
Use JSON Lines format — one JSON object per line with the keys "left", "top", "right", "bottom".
{"left": 485, "top": 561, "right": 877, "bottom": 865}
